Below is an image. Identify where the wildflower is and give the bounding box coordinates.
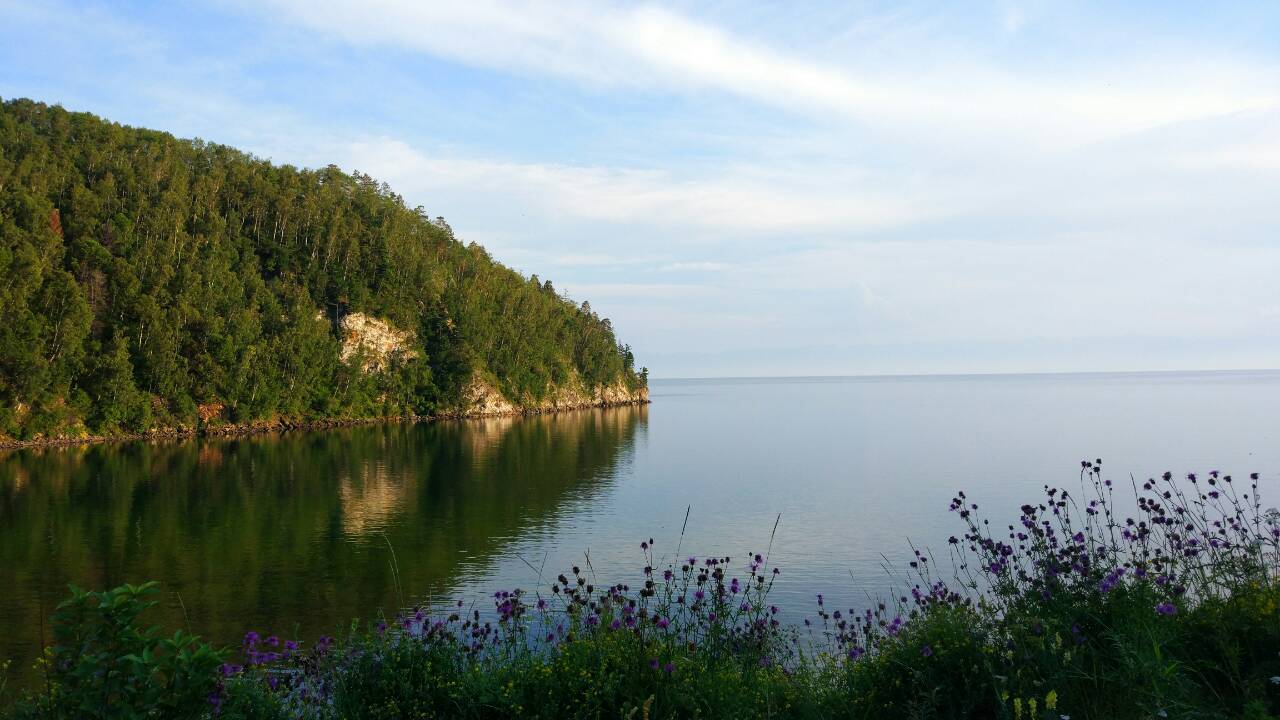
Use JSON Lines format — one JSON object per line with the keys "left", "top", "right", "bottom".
{"left": 664, "top": 662, "right": 675, "bottom": 674}
{"left": 1155, "top": 602, "right": 1177, "bottom": 616}
{"left": 921, "top": 644, "right": 933, "bottom": 657}
{"left": 650, "top": 658, "right": 660, "bottom": 670}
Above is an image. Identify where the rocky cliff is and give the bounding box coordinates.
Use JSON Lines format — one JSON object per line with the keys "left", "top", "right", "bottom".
{"left": 338, "top": 313, "right": 418, "bottom": 372}
{"left": 460, "top": 376, "right": 649, "bottom": 417}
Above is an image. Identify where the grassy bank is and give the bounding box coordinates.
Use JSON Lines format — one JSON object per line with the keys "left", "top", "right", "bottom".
{"left": 4, "top": 462, "right": 1279, "bottom": 719}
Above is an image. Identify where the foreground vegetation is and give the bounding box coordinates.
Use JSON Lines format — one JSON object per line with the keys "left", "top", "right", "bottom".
{"left": 0, "top": 98, "right": 644, "bottom": 442}
{"left": 4, "top": 461, "right": 1279, "bottom": 719}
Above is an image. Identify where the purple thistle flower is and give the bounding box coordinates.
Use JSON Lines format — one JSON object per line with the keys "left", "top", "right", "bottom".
{"left": 1156, "top": 602, "right": 1178, "bottom": 616}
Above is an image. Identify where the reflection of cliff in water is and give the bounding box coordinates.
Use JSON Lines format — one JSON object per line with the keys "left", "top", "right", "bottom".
{"left": 0, "top": 405, "right": 647, "bottom": 687}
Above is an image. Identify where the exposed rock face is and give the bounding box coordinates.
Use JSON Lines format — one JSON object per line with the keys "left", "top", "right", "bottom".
{"left": 460, "top": 375, "right": 649, "bottom": 417}
{"left": 465, "top": 379, "right": 520, "bottom": 415}
{"left": 339, "top": 313, "right": 417, "bottom": 372}
{"left": 196, "top": 402, "right": 225, "bottom": 423}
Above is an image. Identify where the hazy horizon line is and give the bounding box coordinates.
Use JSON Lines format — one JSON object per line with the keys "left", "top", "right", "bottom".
{"left": 651, "top": 367, "right": 1280, "bottom": 382}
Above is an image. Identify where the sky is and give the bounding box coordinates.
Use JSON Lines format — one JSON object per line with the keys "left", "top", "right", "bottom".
{"left": 2, "top": 1, "right": 1278, "bottom": 378}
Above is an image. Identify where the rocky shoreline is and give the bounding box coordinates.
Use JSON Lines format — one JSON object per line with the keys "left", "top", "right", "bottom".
{"left": 0, "top": 396, "right": 650, "bottom": 451}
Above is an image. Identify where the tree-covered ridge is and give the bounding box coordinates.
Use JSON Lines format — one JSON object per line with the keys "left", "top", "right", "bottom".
{"left": 0, "top": 98, "right": 646, "bottom": 440}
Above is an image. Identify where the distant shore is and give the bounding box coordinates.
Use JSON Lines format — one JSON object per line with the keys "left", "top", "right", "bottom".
{"left": 0, "top": 397, "right": 650, "bottom": 452}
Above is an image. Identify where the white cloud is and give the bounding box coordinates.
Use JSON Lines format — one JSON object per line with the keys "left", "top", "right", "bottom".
{"left": 258, "top": 0, "right": 1279, "bottom": 147}
{"left": 661, "top": 261, "right": 731, "bottom": 272}
{"left": 553, "top": 254, "right": 654, "bottom": 268}
{"left": 340, "top": 137, "right": 924, "bottom": 234}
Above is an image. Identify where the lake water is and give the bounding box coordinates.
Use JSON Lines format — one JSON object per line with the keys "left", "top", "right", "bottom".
{"left": 3, "top": 371, "right": 1280, "bottom": 686}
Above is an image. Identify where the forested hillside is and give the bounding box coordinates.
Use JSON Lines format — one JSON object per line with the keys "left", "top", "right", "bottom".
{"left": 0, "top": 99, "right": 646, "bottom": 441}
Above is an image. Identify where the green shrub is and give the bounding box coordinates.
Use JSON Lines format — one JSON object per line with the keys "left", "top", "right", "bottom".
{"left": 8, "top": 582, "right": 224, "bottom": 719}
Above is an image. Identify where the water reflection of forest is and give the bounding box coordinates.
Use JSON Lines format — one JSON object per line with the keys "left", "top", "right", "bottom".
{"left": 0, "top": 405, "right": 646, "bottom": 688}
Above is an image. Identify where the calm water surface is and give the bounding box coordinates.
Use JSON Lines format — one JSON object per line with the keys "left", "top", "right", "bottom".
{"left": 3, "top": 371, "right": 1279, "bottom": 685}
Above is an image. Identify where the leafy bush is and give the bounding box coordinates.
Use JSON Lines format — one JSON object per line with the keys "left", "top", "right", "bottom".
{"left": 7, "top": 582, "right": 225, "bottom": 719}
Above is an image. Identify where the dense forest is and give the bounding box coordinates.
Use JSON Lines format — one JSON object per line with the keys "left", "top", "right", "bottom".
{"left": 0, "top": 98, "right": 646, "bottom": 441}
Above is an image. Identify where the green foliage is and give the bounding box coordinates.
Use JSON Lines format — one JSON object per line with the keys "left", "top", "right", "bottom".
{"left": 7, "top": 582, "right": 224, "bottom": 719}
{"left": 319, "top": 628, "right": 814, "bottom": 719}
{"left": 0, "top": 98, "right": 644, "bottom": 440}
{"left": 824, "top": 604, "right": 1000, "bottom": 719}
